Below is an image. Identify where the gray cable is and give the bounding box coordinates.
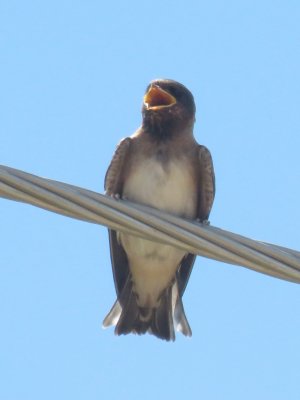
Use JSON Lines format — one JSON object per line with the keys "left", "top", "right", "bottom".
{"left": 1, "top": 164, "right": 300, "bottom": 283}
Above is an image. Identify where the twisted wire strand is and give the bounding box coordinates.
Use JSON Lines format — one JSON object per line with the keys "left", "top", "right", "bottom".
{"left": 1, "top": 164, "right": 300, "bottom": 284}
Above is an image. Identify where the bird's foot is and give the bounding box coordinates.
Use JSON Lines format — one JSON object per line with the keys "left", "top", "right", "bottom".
{"left": 197, "top": 218, "right": 210, "bottom": 226}
{"left": 110, "top": 193, "right": 121, "bottom": 200}
{"left": 109, "top": 193, "right": 128, "bottom": 201}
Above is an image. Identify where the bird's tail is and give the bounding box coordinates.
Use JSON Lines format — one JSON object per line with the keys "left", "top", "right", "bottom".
{"left": 102, "top": 278, "right": 192, "bottom": 341}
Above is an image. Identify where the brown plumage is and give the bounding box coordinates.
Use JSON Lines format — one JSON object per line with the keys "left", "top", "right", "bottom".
{"left": 103, "top": 79, "right": 215, "bottom": 341}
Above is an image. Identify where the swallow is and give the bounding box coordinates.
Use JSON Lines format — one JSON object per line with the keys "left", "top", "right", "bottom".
{"left": 103, "top": 79, "right": 215, "bottom": 341}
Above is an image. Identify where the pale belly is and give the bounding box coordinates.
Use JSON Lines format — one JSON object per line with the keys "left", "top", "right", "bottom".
{"left": 123, "top": 157, "right": 197, "bottom": 217}
{"left": 120, "top": 157, "right": 197, "bottom": 307}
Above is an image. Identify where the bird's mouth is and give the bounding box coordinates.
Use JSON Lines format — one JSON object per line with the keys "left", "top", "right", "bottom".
{"left": 143, "top": 85, "right": 176, "bottom": 110}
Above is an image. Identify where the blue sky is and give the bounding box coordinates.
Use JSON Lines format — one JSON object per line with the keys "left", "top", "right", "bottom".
{"left": 1, "top": 1, "right": 300, "bottom": 399}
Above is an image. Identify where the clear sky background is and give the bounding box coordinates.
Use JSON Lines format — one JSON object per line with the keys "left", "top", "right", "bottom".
{"left": 1, "top": 1, "right": 300, "bottom": 399}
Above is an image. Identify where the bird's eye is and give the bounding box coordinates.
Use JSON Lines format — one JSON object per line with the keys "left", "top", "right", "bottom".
{"left": 168, "top": 87, "right": 179, "bottom": 99}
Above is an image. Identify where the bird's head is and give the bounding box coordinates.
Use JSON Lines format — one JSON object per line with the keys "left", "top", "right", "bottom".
{"left": 142, "top": 79, "right": 196, "bottom": 139}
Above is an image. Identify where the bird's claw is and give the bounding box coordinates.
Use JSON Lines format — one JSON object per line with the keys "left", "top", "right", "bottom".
{"left": 108, "top": 193, "right": 128, "bottom": 201}
{"left": 196, "top": 218, "right": 210, "bottom": 226}
{"left": 110, "top": 193, "right": 121, "bottom": 200}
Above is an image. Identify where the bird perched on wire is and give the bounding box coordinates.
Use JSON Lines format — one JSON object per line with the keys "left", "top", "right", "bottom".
{"left": 103, "top": 79, "right": 215, "bottom": 341}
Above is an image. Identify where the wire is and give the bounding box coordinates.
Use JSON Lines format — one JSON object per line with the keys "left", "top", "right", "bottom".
{"left": 1, "top": 164, "right": 300, "bottom": 283}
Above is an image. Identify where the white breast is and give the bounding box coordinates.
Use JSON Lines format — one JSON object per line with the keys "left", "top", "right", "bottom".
{"left": 123, "top": 157, "right": 197, "bottom": 218}
{"left": 120, "top": 156, "right": 197, "bottom": 307}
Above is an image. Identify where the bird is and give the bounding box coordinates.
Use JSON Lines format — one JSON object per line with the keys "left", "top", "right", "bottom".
{"left": 103, "top": 79, "right": 215, "bottom": 341}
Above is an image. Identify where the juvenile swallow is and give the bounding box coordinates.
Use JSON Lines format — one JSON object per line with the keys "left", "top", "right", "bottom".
{"left": 103, "top": 79, "right": 215, "bottom": 341}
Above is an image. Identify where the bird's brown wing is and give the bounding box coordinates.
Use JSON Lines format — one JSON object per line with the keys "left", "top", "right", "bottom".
{"left": 105, "top": 137, "right": 131, "bottom": 196}
{"left": 176, "top": 145, "right": 215, "bottom": 295}
{"left": 196, "top": 145, "right": 216, "bottom": 221}
{"left": 105, "top": 138, "right": 132, "bottom": 296}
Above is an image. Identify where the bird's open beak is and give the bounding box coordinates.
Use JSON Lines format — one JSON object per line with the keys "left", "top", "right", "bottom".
{"left": 144, "top": 85, "right": 176, "bottom": 110}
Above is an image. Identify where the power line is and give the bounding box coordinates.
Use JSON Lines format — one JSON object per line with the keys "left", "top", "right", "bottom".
{"left": 1, "top": 164, "right": 300, "bottom": 283}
